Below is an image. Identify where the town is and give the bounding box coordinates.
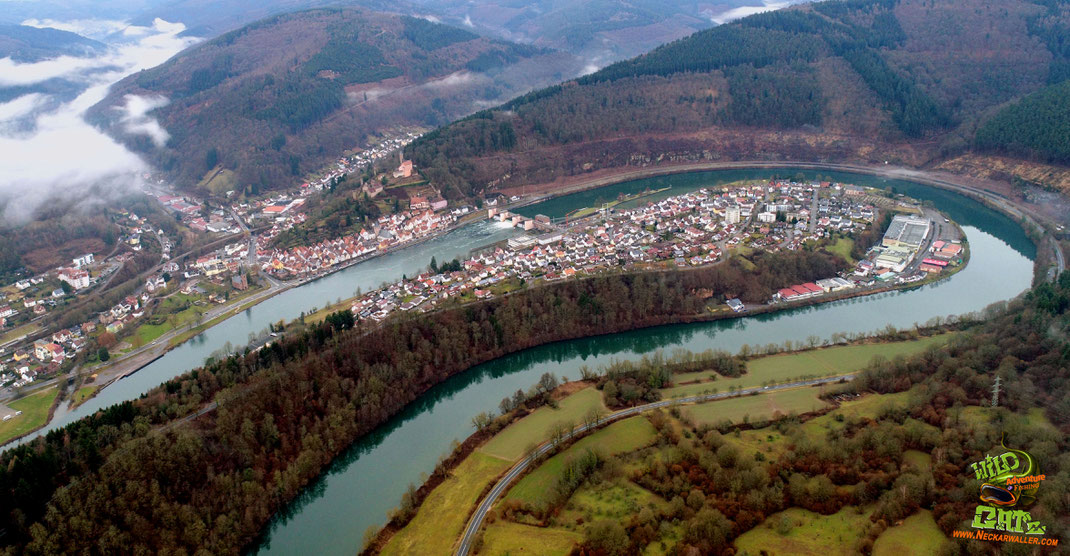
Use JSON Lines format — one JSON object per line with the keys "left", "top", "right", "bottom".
{"left": 0, "top": 130, "right": 424, "bottom": 415}
{"left": 0, "top": 153, "right": 964, "bottom": 433}
{"left": 341, "top": 180, "right": 963, "bottom": 324}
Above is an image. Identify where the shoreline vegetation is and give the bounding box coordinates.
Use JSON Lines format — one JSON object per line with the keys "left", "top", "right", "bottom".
{"left": 27, "top": 160, "right": 1047, "bottom": 448}
{"left": 0, "top": 246, "right": 858, "bottom": 552}
{"left": 367, "top": 265, "right": 1070, "bottom": 554}
{"left": 0, "top": 165, "right": 1047, "bottom": 552}
{"left": 365, "top": 332, "right": 958, "bottom": 554}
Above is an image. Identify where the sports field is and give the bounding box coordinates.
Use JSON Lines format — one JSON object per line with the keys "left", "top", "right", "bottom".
{"left": 0, "top": 386, "right": 58, "bottom": 444}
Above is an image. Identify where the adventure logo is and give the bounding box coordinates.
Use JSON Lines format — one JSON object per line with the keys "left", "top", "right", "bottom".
{"left": 952, "top": 437, "right": 1058, "bottom": 546}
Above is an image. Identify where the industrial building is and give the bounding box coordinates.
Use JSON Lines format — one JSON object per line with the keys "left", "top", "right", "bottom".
{"left": 882, "top": 215, "right": 930, "bottom": 249}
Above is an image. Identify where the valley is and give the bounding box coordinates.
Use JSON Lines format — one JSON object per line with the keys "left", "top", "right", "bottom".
{"left": 2, "top": 0, "right": 1070, "bottom": 554}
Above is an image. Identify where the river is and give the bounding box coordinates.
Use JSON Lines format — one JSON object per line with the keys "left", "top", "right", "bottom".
{"left": 35, "top": 220, "right": 522, "bottom": 435}
{"left": 250, "top": 169, "right": 1035, "bottom": 555}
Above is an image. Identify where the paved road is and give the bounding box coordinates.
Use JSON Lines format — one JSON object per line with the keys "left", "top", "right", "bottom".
{"left": 454, "top": 374, "right": 854, "bottom": 555}
{"left": 809, "top": 188, "right": 819, "bottom": 234}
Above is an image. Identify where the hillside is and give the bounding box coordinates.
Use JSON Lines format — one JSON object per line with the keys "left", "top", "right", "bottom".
{"left": 0, "top": 24, "right": 104, "bottom": 62}
{"left": 137, "top": 1, "right": 810, "bottom": 65}
{"left": 975, "top": 79, "right": 1070, "bottom": 164}
{"left": 404, "top": 0, "right": 721, "bottom": 63}
{"left": 407, "top": 0, "right": 1070, "bottom": 200}
{"left": 91, "top": 9, "right": 580, "bottom": 194}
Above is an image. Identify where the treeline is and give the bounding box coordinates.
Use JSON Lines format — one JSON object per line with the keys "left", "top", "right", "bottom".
{"left": 408, "top": 0, "right": 960, "bottom": 198}
{"left": 835, "top": 45, "right": 950, "bottom": 137}
{"left": 1025, "top": 0, "right": 1070, "bottom": 84}
{"left": 975, "top": 79, "right": 1070, "bottom": 164}
{"left": 846, "top": 272, "right": 1070, "bottom": 544}
{"left": 269, "top": 175, "right": 381, "bottom": 249}
{"left": 568, "top": 272, "right": 1070, "bottom": 554}
{"left": 302, "top": 27, "right": 401, "bottom": 84}
{"left": 848, "top": 209, "right": 892, "bottom": 261}
{"left": 723, "top": 64, "right": 824, "bottom": 128}
{"left": 583, "top": 24, "right": 826, "bottom": 85}
{"left": 0, "top": 213, "right": 117, "bottom": 279}
{"left": 0, "top": 250, "right": 842, "bottom": 554}
{"left": 400, "top": 16, "right": 477, "bottom": 50}
{"left": 99, "top": 8, "right": 549, "bottom": 191}
{"left": 580, "top": 349, "right": 746, "bottom": 408}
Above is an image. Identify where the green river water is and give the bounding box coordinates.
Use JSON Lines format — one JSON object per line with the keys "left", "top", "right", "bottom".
{"left": 251, "top": 168, "right": 1035, "bottom": 555}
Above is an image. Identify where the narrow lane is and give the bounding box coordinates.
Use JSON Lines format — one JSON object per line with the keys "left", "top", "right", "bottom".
{"left": 455, "top": 374, "right": 854, "bottom": 555}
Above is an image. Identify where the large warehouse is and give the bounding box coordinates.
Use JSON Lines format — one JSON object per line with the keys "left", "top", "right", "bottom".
{"left": 881, "top": 214, "right": 931, "bottom": 249}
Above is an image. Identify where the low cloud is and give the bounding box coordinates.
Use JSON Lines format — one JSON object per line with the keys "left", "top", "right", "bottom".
{"left": 422, "top": 71, "right": 484, "bottom": 90}
{"left": 0, "top": 93, "right": 49, "bottom": 134}
{"left": 463, "top": 15, "right": 474, "bottom": 28}
{"left": 708, "top": 0, "right": 795, "bottom": 24}
{"left": 116, "top": 94, "right": 170, "bottom": 147}
{"left": 20, "top": 18, "right": 130, "bottom": 40}
{"left": 0, "top": 18, "right": 198, "bottom": 223}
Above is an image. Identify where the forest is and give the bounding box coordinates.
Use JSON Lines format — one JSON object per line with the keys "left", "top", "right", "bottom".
{"left": 408, "top": 0, "right": 1069, "bottom": 201}
{"left": 486, "top": 273, "right": 1070, "bottom": 554}
{"left": 0, "top": 250, "right": 842, "bottom": 554}
{"left": 90, "top": 8, "right": 566, "bottom": 192}
{"left": 268, "top": 174, "right": 382, "bottom": 249}
{"left": 975, "top": 79, "right": 1070, "bottom": 164}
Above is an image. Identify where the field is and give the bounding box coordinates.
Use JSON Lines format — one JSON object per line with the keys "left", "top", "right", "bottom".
{"left": 167, "top": 287, "right": 269, "bottom": 348}
{"left": 872, "top": 510, "right": 953, "bottom": 556}
{"left": 69, "top": 385, "right": 100, "bottom": 410}
{"left": 0, "top": 386, "right": 59, "bottom": 444}
{"left": 902, "top": 449, "right": 931, "bottom": 471}
{"left": 683, "top": 386, "right": 830, "bottom": 425}
{"left": 0, "top": 322, "right": 41, "bottom": 346}
{"left": 197, "top": 166, "right": 236, "bottom": 194}
{"left": 825, "top": 237, "right": 857, "bottom": 264}
{"left": 130, "top": 294, "right": 207, "bottom": 345}
{"left": 560, "top": 479, "right": 666, "bottom": 527}
{"left": 722, "top": 390, "right": 917, "bottom": 460}
{"left": 479, "top": 521, "right": 581, "bottom": 556}
{"left": 382, "top": 451, "right": 511, "bottom": 556}
{"left": 481, "top": 388, "right": 606, "bottom": 461}
{"left": 662, "top": 335, "right": 952, "bottom": 399}
{"left": 506, "top": 416, "right": 656, "bottom": 506}
{"left": 733, "top": 506, "right": 874, "bottom": 556}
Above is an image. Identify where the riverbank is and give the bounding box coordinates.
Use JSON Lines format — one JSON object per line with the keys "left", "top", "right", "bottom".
{"left": 372, "top": 332, "right": 955, "bottom": 555}
{"left": 253, "top": 183, "right": 1034, "bottom": 556}
{"left": 0, "top": 169, "right": 1034, "bottom": 554}
{"left": 504, "top": 161, "right": 1063, "bottom": 279}
{"left": 60, "top": 161, "right": 1053, "bottom": 430}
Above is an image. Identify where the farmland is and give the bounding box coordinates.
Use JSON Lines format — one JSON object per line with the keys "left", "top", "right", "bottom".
{"left": 506, "top": 416, "right": 657, "bottom": 506}
{"left": 662, "top": 334, "right": 952, "bottom": 398}
{"left": 682, "top": 386, "right": 831, "bottom": 425}
{"left": 0, "top": 386, "right": 58, "bottom": 444}
{"left": 481, "top": 388, "right": 606, "bottom": 461}
{"left": 382, "top": 451, "right": 511, "bottom": 556}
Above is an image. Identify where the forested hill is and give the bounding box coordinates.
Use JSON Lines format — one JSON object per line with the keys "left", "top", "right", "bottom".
{"left": 90, "top": 9, "right": 580, "bottom": 194}
{"left": 0, "top": 24, "right": 103, "bottom": 62}
{"left": 408, "top": 0, "right": 1070, "bottom": 200}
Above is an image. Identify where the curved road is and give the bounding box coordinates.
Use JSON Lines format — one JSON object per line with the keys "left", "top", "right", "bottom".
{"left": 455, "top": 374, "right": 854, "bottom": 555}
